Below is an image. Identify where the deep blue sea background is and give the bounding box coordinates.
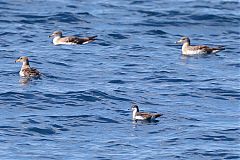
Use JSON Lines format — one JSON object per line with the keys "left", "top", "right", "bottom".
{"left": 0, "top": 0, "right": 239, "bottom": 159}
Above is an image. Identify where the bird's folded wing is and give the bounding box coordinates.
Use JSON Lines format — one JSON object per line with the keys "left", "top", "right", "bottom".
{"left": 61, "top": 36, "right": 92, "bottom": 44}
{"left": 22, "top": 68, "right": 40, "bottom": 77}
{"left": 136, "top": 112, "right": 152, "bottom": 119}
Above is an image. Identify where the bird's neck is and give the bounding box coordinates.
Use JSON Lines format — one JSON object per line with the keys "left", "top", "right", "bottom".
{"left": 182, "top": 42, "right": 190, "bottom": 50}
{"left": 132, "top": 110, "right": 137, "bottom": 119}
{"left": 183, "top": 41, "right": 190, "bottom": 47}
{"left": 21, "top": 60, "right": 30, "bottom": 69}
{"left": 53, "top": 36, "right": 61, "bottom": 44}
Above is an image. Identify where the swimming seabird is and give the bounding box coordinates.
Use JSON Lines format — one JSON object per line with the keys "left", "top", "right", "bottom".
{"left": 48, "top": 31, "right": 97, "bottom": 45}
{"left": 131, "top": 104, "right": 163, "bottom": 121}
{"left": 15, "top": 56, "right": 40, "bottom": 77}
{"left": 176, "top": 36, "right": 225, "bottom": 55}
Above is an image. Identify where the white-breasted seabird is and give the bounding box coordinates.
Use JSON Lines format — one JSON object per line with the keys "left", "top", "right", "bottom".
{"left": 176, "top": 36, "right": 225, "bottom": 55}
{"left": 131, "top": 104, "right": 163, "bottom": 121}
{"left": 15, "top": 56, "right": 40, "bottom": 77}
{"left": 49, "top": 31, "right": 97, "bottom": 45}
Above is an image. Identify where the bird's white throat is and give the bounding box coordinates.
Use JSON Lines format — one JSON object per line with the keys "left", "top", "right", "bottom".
{"left": 53, "top": 36, "right": 61, "bottom": 45}
{"left": 21, "top": 61, "right": 30, "bottom": 69}
{"left": 132, "top": 109, "right": 137, "bottom": 119}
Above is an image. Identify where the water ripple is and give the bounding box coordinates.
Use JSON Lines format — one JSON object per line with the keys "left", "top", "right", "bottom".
{"left": 26, "top": 127, "right": 56, "bottom": 135}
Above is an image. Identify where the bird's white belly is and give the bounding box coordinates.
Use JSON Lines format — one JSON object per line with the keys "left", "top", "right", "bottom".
{"left": 19, "top": 70, "right": 25, "bottom": 77}
{"left": 183, "top": 49, "right": 205, "bottom": 55}
{"left": 53, "top": 38, "right": 59, "bottom": 45}
{"left": 54, "top": 41, "right": 76, "bottom": 45}
{"left": 135, "top": 116, "right": 145, "bottom": 120}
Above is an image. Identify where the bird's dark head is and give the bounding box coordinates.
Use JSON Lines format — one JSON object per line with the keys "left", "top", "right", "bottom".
{"left": 131, "top": 104, "right": 139, "bottom": 112}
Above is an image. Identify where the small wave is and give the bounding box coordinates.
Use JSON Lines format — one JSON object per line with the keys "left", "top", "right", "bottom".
{"left": 145, "top": 29, "right": 167, "bottom": 35}
{"left": 19, "top": 19, "right": 46, "bottom": 24}
{"left": 106, "top": 142, "right": 137, "bottom": 148}
{"left": 48, "top": 115, "right": 119, "bottom": 124}
{"left": 108, "top": 33, "right": 128, "bottom": 39}
{"left": 96, "top": 117, "right": 119, "bottom": 124}
{"left": 0, "top": 126, "right": 16, "bottom": 129}
{"left": 52, "top": 124, "right": 69, "bottom": 131}
{"left": 0, "top": 32, "right": 18, "bottom": 36}
{"left": 26, "top": 127, "right": 56, "bottom": 135}
{"left": 47, "top": 61, "right": 72, "bottom": 67}
{"left": 227, "top": 63, "right": 240, "bottom": 68}
{"left": 152, "top": 78, "right": 193, "bottom": 83}
{"left": 66, "top": 5, "right": 78, "bottom": 9}
{"left": 188, "top": 14, "right": 240, "bottom": 25}
{"left": 26, "top": 119, "right": 40, "bottom": 124}
{"left": 108, "top": 80, "right": 125, "bottom": 84}
{"left": 200, "top": 134, "right": 236, "bottom": 142}
{"left": 48, "top": 12, "right": 88, "bottom": 23}
{"left": 198, "top": 88, "right": 240, "bottom": 100}
{"left": 137, "top": 10, "right": 167, "bottom": 17}
{"left": 87, "top": 90, "right": 131, "bottom": 101}
{"left": 15, "top": 14, "right": 48, "bottom": 19}
{"left": 47, "top": 115, "right": 93, "bottom": 119}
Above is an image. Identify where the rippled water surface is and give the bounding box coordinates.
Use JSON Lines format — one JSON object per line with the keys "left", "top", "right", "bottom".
{"left": 0, "top": 0, "right": 239, "bottom": 159}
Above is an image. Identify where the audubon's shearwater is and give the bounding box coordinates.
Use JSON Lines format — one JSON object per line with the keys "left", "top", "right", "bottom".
{"left": 131, "top": 104, "right": 163, "bottom": 121}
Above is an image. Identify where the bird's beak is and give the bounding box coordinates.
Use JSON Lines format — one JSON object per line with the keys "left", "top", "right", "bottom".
{"left": 15, "top": 59, "right": 20, "bottom": 63}
{"left": 48, "top": 34, "right": 53, "bottom": 38}
{"left": 175, "top": 40, "right": 182, "bottom": 44}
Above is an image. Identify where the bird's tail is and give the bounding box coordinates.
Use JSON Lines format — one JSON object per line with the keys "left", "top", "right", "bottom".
{"left": 214, "top": 45, "right": 225, "bottom": 50}
{"left": 82, "top": 35, "right": 98, "bottom": 44}
{"left": 88, "top": 35, "right": 97, "bottom": 40}
{"left": 212, "top": 46, "right": 225, "bottom": 53}
{"left": 153, "top": 113, "right": 163, "bottom": 118}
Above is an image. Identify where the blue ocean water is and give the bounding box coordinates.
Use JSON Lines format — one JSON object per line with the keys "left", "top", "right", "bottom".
{"left": 0, "top": 0, "right": 239, "bottom": 159}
